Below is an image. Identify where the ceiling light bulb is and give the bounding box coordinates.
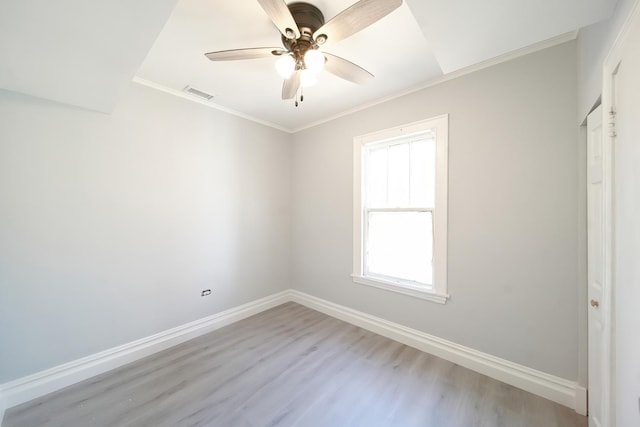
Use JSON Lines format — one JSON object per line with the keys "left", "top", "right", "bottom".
{"left": 275, "top": 55, "right": 295, "bottom": 79}
{"left": 304, "top": 49, "right": 325, "bottom": 72}
{"left": 300, "top": 69, "right": 318, "bottom": 87}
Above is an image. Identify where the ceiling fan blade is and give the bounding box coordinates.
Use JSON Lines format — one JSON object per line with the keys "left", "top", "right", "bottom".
{"left": 205, "top": 47, "right": 285, "bottom": 61}
{"left": 257, "top": 0, "right": 301, "bottom": 40}
{"left": 313, "top": 0, "right": 402, "bottom": 46}
{"left": 324, "top": 53, "right": 374, "bottom": 84}
{"left": 282, "top": 71, "right": 301, "bottom": 100}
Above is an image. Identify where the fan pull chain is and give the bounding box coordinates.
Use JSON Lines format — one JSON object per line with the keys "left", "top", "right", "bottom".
{"left": 294, "top": 88, "right": 305, "bottom": 107}
{"left": 294, "top": 87, "right": 305, "bottom": 107}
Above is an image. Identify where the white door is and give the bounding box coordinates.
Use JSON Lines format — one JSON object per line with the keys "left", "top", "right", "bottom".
{"left": 587, "top": 104, "right": 610, "bottom": 427}
{"left": 602, "top": 3, "right": 640, "bottom": 426}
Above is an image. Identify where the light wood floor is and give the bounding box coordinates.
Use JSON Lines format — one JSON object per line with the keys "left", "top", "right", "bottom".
{"left": 3, "top": 302, "right": 587, "bottom": 427}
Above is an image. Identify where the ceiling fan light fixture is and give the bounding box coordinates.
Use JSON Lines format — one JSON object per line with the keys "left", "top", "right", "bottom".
{"left": 275, "top": 54, "right": 296, "bottom": 79}
{"left": 300, "top": 69, "right": 318, "bottom": 87}
{"left": 304, "top": 49, "right": 325, "bottom": 72}
{"left": 206, "top": 0, "right": 401, "bottom": 102}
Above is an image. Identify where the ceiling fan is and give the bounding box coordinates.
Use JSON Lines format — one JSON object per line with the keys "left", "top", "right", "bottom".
{"left": 204, "top": 0, "right": 402, "bottom": 105}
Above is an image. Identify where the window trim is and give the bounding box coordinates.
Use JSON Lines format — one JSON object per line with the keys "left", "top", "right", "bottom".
{"left": 353, "top": 115, "right": 449, "bottom": 303}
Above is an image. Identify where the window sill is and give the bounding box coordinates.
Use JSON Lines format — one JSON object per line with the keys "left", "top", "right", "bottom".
{"left": 351, "top": 275, "right": 449, "bottom": 304}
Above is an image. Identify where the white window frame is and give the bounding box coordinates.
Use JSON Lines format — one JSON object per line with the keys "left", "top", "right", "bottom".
{"left": 352, "top": 115, "right": 449, "bottom": 304}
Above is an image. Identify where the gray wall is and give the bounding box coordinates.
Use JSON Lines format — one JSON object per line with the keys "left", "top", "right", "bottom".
{"left": 291, "top": 42, "right": 581, "bottom": 381}
{"left": 0, "top": 84, "right": 292, "bottom": 383}
{"left": 1, "top": 38, "right": 589, "bottom": 389}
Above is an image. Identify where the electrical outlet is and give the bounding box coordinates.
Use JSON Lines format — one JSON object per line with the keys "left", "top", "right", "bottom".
{"left": 201, "top": 289, "right": 211, "bottom": 297}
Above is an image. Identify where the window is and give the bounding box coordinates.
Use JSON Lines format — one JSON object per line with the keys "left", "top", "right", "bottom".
{"left": 353, "top": 115, "right": 449, "bottom": 303}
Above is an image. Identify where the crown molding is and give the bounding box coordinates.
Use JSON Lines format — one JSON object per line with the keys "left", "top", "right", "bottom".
{"left": 133, "top": 31, "right": 577, "bottom": 135}
{"left": 131, "top": 77, "right": 293, "bottom": 133}
{"left": 291, "top": 31, "right": 578, "bottom": 133}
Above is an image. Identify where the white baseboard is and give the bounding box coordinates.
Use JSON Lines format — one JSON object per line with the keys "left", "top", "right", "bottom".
{"left": 0, "top": 291, "right": 290, "bottom": 411}
{"left": 289, "top": 290, "right": 587, "bottom": 415}
{"left": 0, "top": 289, "right": 587, "bottom": 418}
{"left": 575, "top": 385, "right": 588, "bottom": 416}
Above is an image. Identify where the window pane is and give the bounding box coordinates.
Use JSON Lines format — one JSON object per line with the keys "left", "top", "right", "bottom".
{"left": 366, "top": 146, "right": 387, "bottom": 208}
{"left": 410, "top": 138, "right": 436, "bottom": 207}
{"left": 387, "top": 143, "right": 410, "bottom": 207}
{"left": 366, "top": 211, "right": 433, "bottom": 285}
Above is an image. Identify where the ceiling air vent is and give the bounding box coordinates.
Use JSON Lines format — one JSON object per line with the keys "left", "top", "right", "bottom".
{"left": 182, "top": 85, "right": 214, "bottom": 101}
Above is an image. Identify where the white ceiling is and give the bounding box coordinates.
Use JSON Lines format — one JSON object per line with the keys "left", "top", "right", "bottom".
{"left": 0, "top": 0, "right": 178, "bottom": 113}
{"left": 137, "top": 0, "right": 443, "bottom": 131}
{"left": 406, "top": 0, "right": 615, "bottom": 73}
{"left": 1, "top": 0, "right": 616, "bottom": 130}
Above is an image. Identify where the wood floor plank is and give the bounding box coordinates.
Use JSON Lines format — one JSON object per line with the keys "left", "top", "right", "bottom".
{"left": 2, "top": 302, "right": 587, "bottom": 427}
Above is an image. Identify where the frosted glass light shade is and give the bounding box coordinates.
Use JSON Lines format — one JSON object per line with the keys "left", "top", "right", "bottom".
{"left": 300, "top": 69, "right": 318, "bottom": 87}
{"left": 304, "top": 49, "right": 325, "bottom": 72}
{"left": 275, "top": 55, "right": 295, "bottom": 79}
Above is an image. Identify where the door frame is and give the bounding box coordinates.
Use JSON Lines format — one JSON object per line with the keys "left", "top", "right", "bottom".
{"left": 586, "top": 104, "right": 610, "bottom": 426}
{"left": 594, "top": 61, "right": 615, "bottom": 427}
{"left": 598, "top": 1, "right": 640, "bottom": 424}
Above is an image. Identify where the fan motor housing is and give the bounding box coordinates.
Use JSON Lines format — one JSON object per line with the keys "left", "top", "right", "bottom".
{"left": 282, "top": 2, "right": 325, "bottom": 46}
